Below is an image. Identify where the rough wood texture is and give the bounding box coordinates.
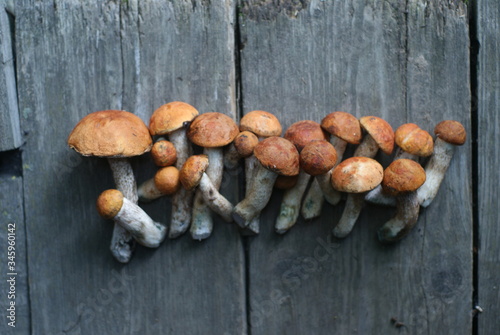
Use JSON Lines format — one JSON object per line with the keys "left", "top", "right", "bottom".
{"left": 240, "top": 0, "right": 471, "bottom": 333}
{"left": 17, "top": 1, "right": 244, "bottom": 334}
{"left": 477, "top": 0, "right": 500, "bottom": 332}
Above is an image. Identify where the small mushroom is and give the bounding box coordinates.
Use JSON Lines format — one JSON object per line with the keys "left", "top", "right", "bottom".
{"left": 276, "top": 120, "right": 328, "bottom": 234}
{"left": 138, "top": 166, "right": 181, "bottom": 202}
{"left": 232, "top": 136, "right": 300, "bottom": 226}
{"left": 150, "top": 139, "right": 177, "bottom": 167}
{"left": 149, "top": 101, "right": 199, "bottom": 238}
{"left": 180, "top": 155, "right": 234, "bottom": 227}
{"left": 96, "top": 189, "right": 166, "bottom": 248}
{"left": 331, "top": 157, "right": 384, "bottom": 238}
{"left": 417, "top": 120, "right": 466, "bottom": 207}
{"left": 224, "top": 131, "right": 260, "bottom": 170}
{"left": 68, "top": 109, "right": 152, "bottom": 263}
{"left": 187, "top": 112, "right": 239, "bottom": 240}
{"left": 354, "top": 116, "right": 394, "bottom": 158}
{"left": 377, "top": 159, "right": 426, "bottom": 243}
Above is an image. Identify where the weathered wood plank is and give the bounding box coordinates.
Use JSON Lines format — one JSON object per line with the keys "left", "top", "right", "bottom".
{"left": 17, "top": 0, "right": 244, "bottom": 334}
{"left": 240, "top": 0, "right": 471, "bottom": 333}
{"left": 477, "top": 0, "right": 500, "bottom": 332}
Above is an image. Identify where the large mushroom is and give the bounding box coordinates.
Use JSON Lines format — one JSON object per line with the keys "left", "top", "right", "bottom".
{"left": 187, "top": 112, "right": 239, "bottom": 240}
{"left": 149, "top": 101, "right": 199, "bottom": 238}
{"left": 331, "top": 157, "right": 384, "bottom": 238}
{"left": 377, "top": 159, "right": 426, "bottom": 243}
{"left": 96, "top": 189, "right": 166, "bottom": 248}
{"left": 417, "top": 120, "right": 466, "bottom": 207}
{"left": 68, "top": 110, "right": 152, "bottom": 263}
{"left": 232, "top": 136, "right": 300, "bottom": 226}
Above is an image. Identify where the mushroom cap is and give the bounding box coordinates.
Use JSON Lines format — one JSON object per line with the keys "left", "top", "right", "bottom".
{"left": 359, "top": 116, "right": 395, "bottom": 155}
{"left": 151, "top": 140, "right": 177, "bottom": 167}
{"left": 234, "top": 131, "right": 259, "bottom": 158}
{"left": 284, "top": 120, "right": 328, "bottom": 152}
{"left": 300, "top": 140, "right": 338, "bottom": 176}
{"left": 274, "top": 175, "right": 299, "bottom": 190}
{"left": 149, "top": 101, "right": 199, "bottom": 136}
{"left": 68, "top": 110, "right": 152, "bottom": 158}
{"left": 155, "top": 166, "right": 181, "bottom": 195}
{"left": 240, "top": 110, "right": 282, "bottom": 137}
{"left": 382, "top": 159, "right": 426, "bottom": 196}
{"left": 395, "top": 123, "right": 434, "bottom": 157}
{"left": 321, "top": 111, "right": 362, "bottom": 144}
{"left": 96, "top": 189, "right": 124, "bottom": 220}
{"left": 331, "top": 157, "right": 384, "bottom": 193}
{"left": 434, "top": 120, "right": 466, "bottom": 145}
{"left": 187, "top": 112, "right": 239, "bottom": 148}
{"left": 253, "top": 137, "right": 300, "bottom": 176}
{"left": 179, "top": 154, "right": 209, "bottom": 190}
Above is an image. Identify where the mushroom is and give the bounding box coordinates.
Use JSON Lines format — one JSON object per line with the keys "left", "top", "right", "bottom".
{"left": 354, "top": 116, "right": 394, "bottom": 158}
{"left": 96, "top": 189, "right": 166, "bottom": 248}
{"left": 275, "top": 120, "right": 328, "bottom": 234}
{"left": 137, "top": 166, "right": 181, "bottom": 202}
{"left": 187, "top": 112, "right": 239, "bottom": 240}
{"left": 331, "top": 157, "right": 384, "bottom": 238}
{"left": 417, "top": 120, "right": 466, "bottom": 207}
{"left": 150, "top": 139, "right": 177, "bottom": 167}
{"left": 180, "top": 155, "right": 234, "bottom": 225}
{"left": 301, "top": 112, "right": 362, "bottom": 219}
{"left": 377, "top": 159, "right": 426, "bottom": 243}
{"left": 149, "top": 101, "right": 199, "bottom": 238}
{"left": 232, "top": 136, "right": 300, "bottom": 226}
{"left": 68, "top": 109, "right": 152, "bottom": 263}
{"left": 224, "top": 131, "right": 260, "bottom": 170}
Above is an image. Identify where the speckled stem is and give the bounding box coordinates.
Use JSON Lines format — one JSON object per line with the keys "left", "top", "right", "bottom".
{"left": 114, "top": 197, "right": 166, "bottom": 248}
{"left": 198, "top": 173, "right": 233, "bottom": 223}
{"left": 108, "top": 158, "right": 137, "bottom": 263}
{"left": 353, "top": 134, "right": 378, "bottom": 158}
{"left": 301, "top": 178, "right": 324, "bottom": 220}
{"left": 332, "top": 192, "right": 365, "bottom": 238}
{"left": 377, "top": 192, "right": 420, "bottom": 243}
{"left": 223, "top": 143, "right": 240, "bottom": 170}
{"left": 168, "top": 128, "right": 194, "bottom": 238}
{"left": 138, "top": 178, "right": 163, "bottom": 202}
{"left": 190, "top": 148, "right": 223, "bottom": 240}
{"left": 239, "top": 154, "right": 260, "bottom": 233}
{"left": 275, "top": 170, "right": 311, "bottom": 234}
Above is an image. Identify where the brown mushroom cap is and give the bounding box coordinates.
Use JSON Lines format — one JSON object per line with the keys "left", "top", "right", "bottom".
{"left": 187, "top": 112, "right": 239, "bottom": 148}
{"left": 382, "top": 159, "right": 426, "bottom": 196}
{"left": 240, "top": 110, "right": 282, "bottom": 137}
{"left": 253, "top": 137, "right": 300, "bottom": 176}
{"left": 179, "top": 154, "right": 209, "bottom": 190}
{"left": 96, "top": 189, "right": 124, "bottom": 220}
{"left": 284, "top": 120, "right": 328, "bottom": 152}
{"left": 151, "top": 140, "right": 177, "bottom": 167}
{"left": 300, "top": 140, "right": 338, "bottom": 176}
{"left": 321, "top": 111, "right": 362, "bottom": 144}
{"left": 274, "top": 175, "right": 299, "bottom": 190}
{"left": 395, "top": 123, "right": 434, "bottom": 157}
{"left": 149, "top": 101, "right": 199, "bottom": 136}
{"left": 155, "top": 166, "right": 181, "bottom": 195}
{"left": 68, "top": 110, "right": 152, "bottom": 158}
{"left": 434, "top": 120, "right": 466, "bottom": 145}
{"left": 234, "top": 131, "right": 259, "bottom": 158}
{"left": 359, "top": 116, "right": 395, "bottom": 155}
{"left": 331, "top": 157, "right": 384, "bottom": 193}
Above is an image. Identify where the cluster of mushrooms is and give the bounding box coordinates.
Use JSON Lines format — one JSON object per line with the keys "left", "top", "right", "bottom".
{"left": 67, "top": 102, "right": 466, "bottom": 263}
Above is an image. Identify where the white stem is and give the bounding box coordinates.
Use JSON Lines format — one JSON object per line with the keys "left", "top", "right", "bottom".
{"left": 365, "top": 185, "right": 396, "bottom": 207}
{"left": 301, "top": 178, "right": 324, "bottom": 220}
{"left": 317, "top": 171, "right": 341, "bottom": 205}
{"left": 353, "top": 134, "right": 378, "bottom": 158}
{"left": 198, "top": 173, "right": 233, "bottom": 223}
{"left": 115, "top": 197, "right": 166, "bottom": 248}
{"left": 275, "top": 170, "right": 311, "bottom": 234}
{"left": 239, "top": 155, "right": 260, "bottom": 234}
{"left": 332, "top": 192, "right": 365, "bottom": 238}
{"left": 138, "top": 178, "right": 163, "bottom": 202}
{"left": 417, "top": 138, "right": 455, "bottom": 208}
{"left": 108, "top": 158, "right": 137, "bottom": 263}
{"left": 168, "top": 129, "right": 193, "bottom": 238}
{"left": 330, "top": 137, "right": 347, "bottom": 164}
{"left": 377, "top": 192, "right": 420, "bottom": 243}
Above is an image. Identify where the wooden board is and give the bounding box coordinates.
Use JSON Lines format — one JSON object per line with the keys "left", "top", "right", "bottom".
{"left": 16, "top": 1, "right": 245, "bottom": 334}
{"left": 240, "top": 1, "right": 472, "bottom": 333}
{"left": 477, "top": 0, "right": 500, "bottom": 332}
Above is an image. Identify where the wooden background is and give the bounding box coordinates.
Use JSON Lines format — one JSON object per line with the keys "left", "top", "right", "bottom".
{"left": 0, "top": 0, "right": 495, "bottom": 334}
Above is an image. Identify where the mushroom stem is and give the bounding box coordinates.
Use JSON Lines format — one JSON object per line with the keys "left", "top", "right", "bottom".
{"left": 223, "top": 143, "right": 240, "bottom": 170}
{"left": 301, "top": 178, "right": 324, "bottom": 220}
{"left": 416, "top": 138, "right": 455, "bottom": 208}
{"left": 353, "top": 134, "right": 378, "bottom": 158}
{"left": 239, "top": 154, "right": 261, "bottom": 233}
{"left": 364, "top": 185, "right": 396, "bottom": 207}
{"left": 168, "top": 128, "right": 194, "bottom": 238}
{"left": 138, "top": 178, "right": 162, "bottom": 202}
{"left": 377, "top": 192, "right": 420, "bottom": 243}
{"left": 107, "top": 158, "right": 137, "bottom": 263}
{"left": 197, "top": 173, "right": 233, "bottom": 223}
{"left": 332, "top": 193, "right": 365, "bottom": 238}
{"left": 275, "top": 170, "right": 311, "bottom": 234}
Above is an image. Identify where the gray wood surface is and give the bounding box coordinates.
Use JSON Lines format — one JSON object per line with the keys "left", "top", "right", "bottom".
{"left": 17, "top": 0, "right": 244, "bottom": 334}
{"left": 240, "top": 1, "right": 472, "bottom": 334}
{"left": 477, "top": 0, "right": 500, "bottom": 332}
